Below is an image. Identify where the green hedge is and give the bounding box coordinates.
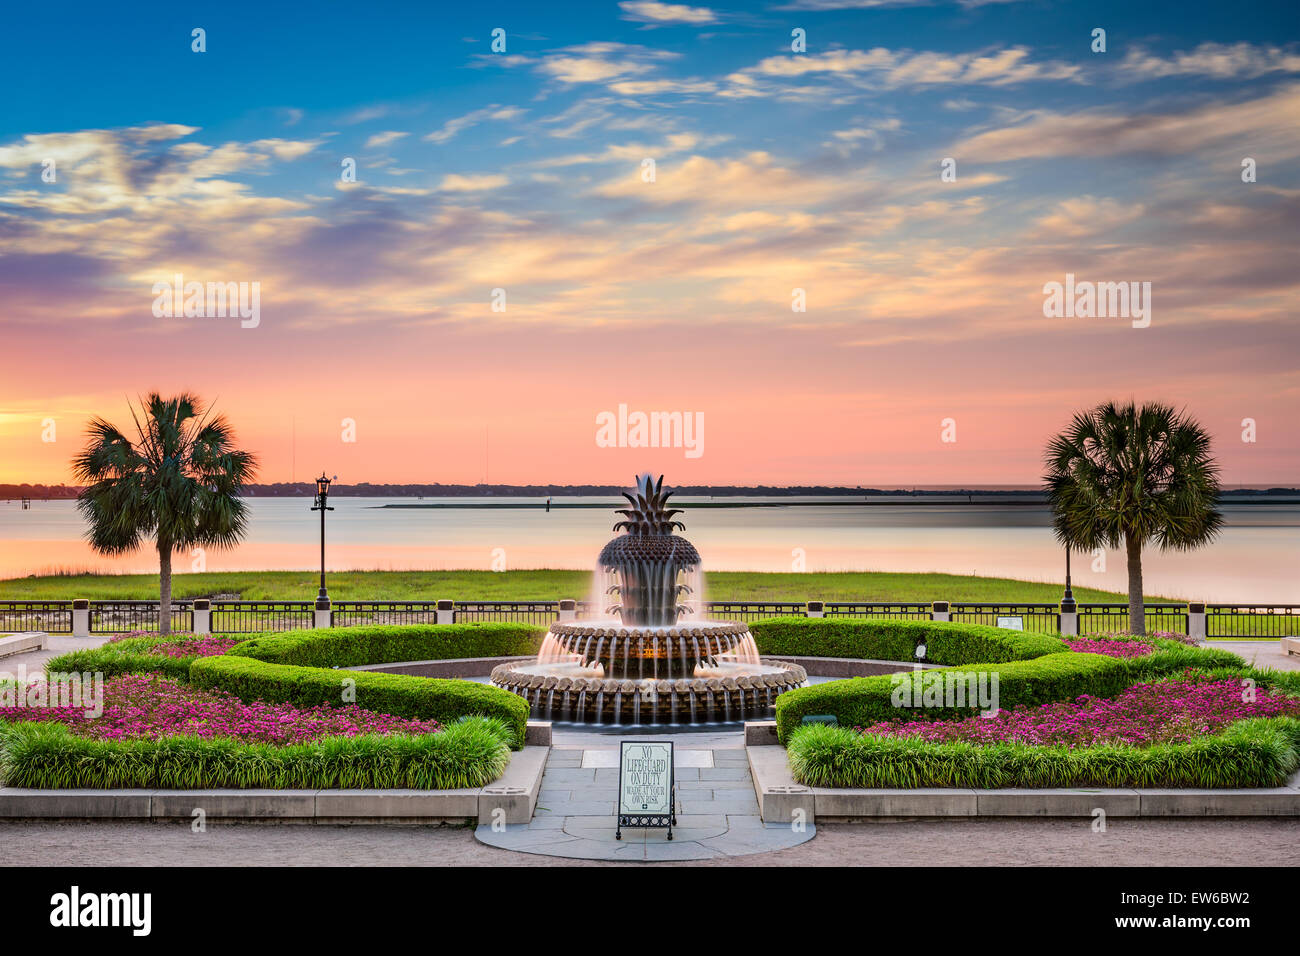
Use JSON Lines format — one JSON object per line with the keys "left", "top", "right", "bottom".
{"left": 750, "top": 617, "right": 1066, "bottom": 665}
{"left": 0, "top": 716, "right": 512, "bottom": 790}
{"left": 190, "top": 654, "right": 530, "bottom": 749}
{"left": 786, "top": 717, "right": 1300, "bottom": 789}
{"left": 772, "top": 642, "right": 1247, "bottom": 743}
{"left": 45, "top": 634, "right": 229, "bottom": 681}
{"left": 225, "top": 622, "right": 544, "bottom": 668}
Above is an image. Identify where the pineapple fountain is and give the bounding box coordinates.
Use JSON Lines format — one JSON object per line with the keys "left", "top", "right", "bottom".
{"left": 490, "top": 475, "right": 807, "bottom": 724}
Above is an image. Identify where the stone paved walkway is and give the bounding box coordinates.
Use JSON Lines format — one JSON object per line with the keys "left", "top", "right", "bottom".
{"left": 0, "top": 633, "right": 109, "bottom": 678}
{"left": 475, "top": 734, "right": 814, "bottom": 860}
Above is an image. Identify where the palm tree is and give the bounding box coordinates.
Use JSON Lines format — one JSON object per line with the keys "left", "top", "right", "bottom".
{"left": 1043, "top": 401, "right": 1222, "bottom": 636}
{"left": 72, "top": 393, "right": 258, "bottom": 634}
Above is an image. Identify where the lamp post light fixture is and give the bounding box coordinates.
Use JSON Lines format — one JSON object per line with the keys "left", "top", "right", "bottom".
{"left": 311, "top": 473, "right": 336, "bottom": 608}
{"left": 1061, "top": 546, "right": 1077, "bottom": 614}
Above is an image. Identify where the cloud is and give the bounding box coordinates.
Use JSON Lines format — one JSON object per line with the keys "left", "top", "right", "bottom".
{"left": 608, "top": 78, "right": 718, "bottom": 95}
{"left": 779, "top": 0, "right": 1020, "bottom": 7}
{"left": 955, "top": 84, "right": 1300, "bottom": 161}
{"left": 822, "top": 117, "right": 902, "bottom": 155}
{"left": 364, "top": 131, "right": 409, "bottom": 149}
{"left": 618, "top": 1, "right": 718, "bottom": 24}
{"left": 529, "top": 42, "right": 680, "bottom": 85}
{"left": 593, "top": 151, "right": 842, "bottom": 207}
{"left": 721, "top": 46, "right": 1082, "bottom": 99}
{"left": 424, "top": 106, "right": 525, "bottom": 144}
{"left": 249, "top": 138, "right": 320, "bottom": 161}
{"left": 1117, "top": 42, "right": 1300, "bottom": 81}
{"left": 1029, "top": 196, "right": 1147, "bottom": 239}
{"left": 438, "top": 173, "right": 510, "bottom": 191}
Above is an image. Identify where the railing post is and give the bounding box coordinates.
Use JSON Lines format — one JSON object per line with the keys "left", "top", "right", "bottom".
{"left": 72, "top": 599, "right": 90, "bottom": 638}
{"left": 931, "top": 600, "right": 949, "bottom": 622}
{"left": 193, "top": 599, "right": 211, "bottom": 636}
{"left": 313, "top": 597, "right": 332, "bottom": 629}
{"left": 1187, "top": 602, "right": 1206, "bottom": 641}
{"left": 436, "top": 599, "right": 455, "bottom": 625}
{"left": 805, "top": 601, "right": 825, "bottom": 618}
{"left": 558, "top": 599, "right": 577, "bottom": 622}
{"left": 1059, "top": 601, "right": 1078, "bottom": 637}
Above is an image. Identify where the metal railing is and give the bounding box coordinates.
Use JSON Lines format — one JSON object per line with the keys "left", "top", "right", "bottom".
{"left": 330, "top": 601, "right": 440, "bottom": 628}
{"left": 210, "top": 601, "right": 314, "bottom": 633}
{"left": 453, "top": 601, "right": 560, "bottom": 625}
{"left": 89, "top": 600, "right": 192, "bottom": 634}
{"left": 825, "top": 602, "right": 931, "bottom": 620}
{"left": 1207, "top": 605, "right": 1300, "bottom": 639}
{"left": 0, "top": 598, "right": 1291, "bottom": 638}
{"left": 950, "top": 603, "right": 1061, "bottom": 633}
{"left": 702, "top": 602, "right": 806, "bottom": 622}
{"left": 1077, "top": 604, "right": 1188, "bottom": 636}
{"left": 0, "top": 601, "right": 73, "bottom": 634}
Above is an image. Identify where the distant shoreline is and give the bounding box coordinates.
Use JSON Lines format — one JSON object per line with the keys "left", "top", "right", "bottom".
{"left": 374, "top": 496, "right": 1300, "bottom": 509}
{"left": 4, "top": 483, "right": 1298, "bottom": 502}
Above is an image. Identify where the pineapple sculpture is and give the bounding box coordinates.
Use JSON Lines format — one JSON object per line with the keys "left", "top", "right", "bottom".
{"left": 599, "top": 474, "right": 701, "bottom": 626}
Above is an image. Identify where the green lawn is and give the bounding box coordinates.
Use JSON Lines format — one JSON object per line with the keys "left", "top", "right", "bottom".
{"left": 0, "top": 569, "right": 1141, "bottom": 603}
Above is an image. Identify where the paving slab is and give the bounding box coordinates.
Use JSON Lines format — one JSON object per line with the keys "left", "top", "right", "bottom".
{"left": 152, "top": 789, "right": 317, "bottom": 820}
{"left": 0, "top": 788, "right": 151, "bottom": 819}
{"left": 700, "top": 767, "right": 749, "bottom": 781}
{"left": 1139, "top": 788, "right": 1300, "bottom": 816}
{"left": 975, "top": 789, "right": 1141, "bottom": 817}
{"left": 315, "top": 788, "right": 479, "bottom": 821}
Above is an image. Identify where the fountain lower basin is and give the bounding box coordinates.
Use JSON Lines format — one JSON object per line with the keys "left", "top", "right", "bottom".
{"left": 490, "top": 620, "right": 807, "bottom": 725}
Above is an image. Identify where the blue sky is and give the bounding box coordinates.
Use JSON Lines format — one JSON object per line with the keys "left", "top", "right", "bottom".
{"left": 2, "top": 0, "right": 1299, "bottom": 486}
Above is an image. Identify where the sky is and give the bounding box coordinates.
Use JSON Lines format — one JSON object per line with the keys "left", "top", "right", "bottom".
{"left": 2, "top": 0, "right": 1298, "bottom": 488}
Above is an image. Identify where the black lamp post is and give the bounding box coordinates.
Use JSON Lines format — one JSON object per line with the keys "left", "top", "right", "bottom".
{"left": 1061, "top": 546, "right": 1076, "bottom": 613}
{"left": 311, "top": 473, "right": 335, "bottom": 608}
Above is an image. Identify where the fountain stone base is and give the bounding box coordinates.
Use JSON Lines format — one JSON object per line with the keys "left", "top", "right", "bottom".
{"left": 490, "top": 620, "right": 807, "bottom": 725}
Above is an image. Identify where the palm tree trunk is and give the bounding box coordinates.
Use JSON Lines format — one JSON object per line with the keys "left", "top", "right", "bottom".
{"left": 159, "top": 542, "right": 173, "bottom": 636}
{"left": 1125, "top": 536, "right": 1145, "bottom": 636}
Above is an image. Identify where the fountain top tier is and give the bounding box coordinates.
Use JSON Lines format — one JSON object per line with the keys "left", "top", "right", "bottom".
{"left": 598, "top": 474, "right": 701, "bottom": 627}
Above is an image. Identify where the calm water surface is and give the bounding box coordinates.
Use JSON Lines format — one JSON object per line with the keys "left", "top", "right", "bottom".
{"left": 0, "top": 497, "right": 1295, "bottom": 603}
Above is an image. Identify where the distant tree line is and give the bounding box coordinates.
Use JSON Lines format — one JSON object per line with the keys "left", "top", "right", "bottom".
{"left": 3, "top": 481, "right": 1296, "bottom": 500}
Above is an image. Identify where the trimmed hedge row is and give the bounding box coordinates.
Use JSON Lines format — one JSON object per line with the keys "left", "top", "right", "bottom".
{"left": 0, "top": 716, "right": 513, "bottom": 790}
{"left": 773, "top": 642, "right": 1248, "bottom": 743}
{"left": 189, "top": 654, "right": 530, "bottom": 749}
{"left": 750, "top": 617, "right": 1066, "bottom": 665}
{"left": 786, "top": 716, "right": 1300, "bottom": 789}
{"left": 45, "top": 634, "right": 224, "bottom": 681}
{"left": 226, "top": 622, "right": 545, "bottom": 668}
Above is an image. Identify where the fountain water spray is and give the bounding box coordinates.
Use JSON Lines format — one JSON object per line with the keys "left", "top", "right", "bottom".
{"left": 491, "top": 475, "right": 806, "bottom": 724}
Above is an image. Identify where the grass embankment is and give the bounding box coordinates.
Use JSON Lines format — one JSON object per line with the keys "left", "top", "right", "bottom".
{"left": 0, "top": 569, "right": 1138, "bottom": 603}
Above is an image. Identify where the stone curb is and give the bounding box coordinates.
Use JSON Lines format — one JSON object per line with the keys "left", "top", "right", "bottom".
{"left": 0, "top": 746, "right": 549, "bottom": 824}
{"left": 747, "top": 745, "right": 1300, "bottom": 821}
{"left": 0, "top": 632, "right": 45, "bottom": 660}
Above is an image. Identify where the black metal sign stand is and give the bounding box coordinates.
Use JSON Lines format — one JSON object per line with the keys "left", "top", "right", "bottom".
{"left": 615, "top": 740, "right": 676, "bottom": 841}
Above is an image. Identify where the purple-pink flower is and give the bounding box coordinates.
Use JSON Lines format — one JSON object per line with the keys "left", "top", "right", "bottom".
{"left": 1064, "top": 637, "right": 1155, "bottom": 658}
{"left": 857, "top": 677, "right": 1300, "bottom": 747}
{"left": 1, "top": 674, "right": 442, "bottom": 745}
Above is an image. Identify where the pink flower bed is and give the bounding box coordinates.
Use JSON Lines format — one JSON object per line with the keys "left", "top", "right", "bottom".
{"left": 857, "top": 678, "right": 1300, "bottom": 747}
{"left": 1064, "top": 638, "right": 1154, "bottom": 658}
{"left": 1, "top": 674, "right": 442, "bottom": 745}
{"left": 104, "top": 632, "right": 237, "bottom": 657}
{"left": 151, "top": 636, "right": 239, "bottom": 658}
{"left": 107, "top": 630, "right": 189, "bottom": 643}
